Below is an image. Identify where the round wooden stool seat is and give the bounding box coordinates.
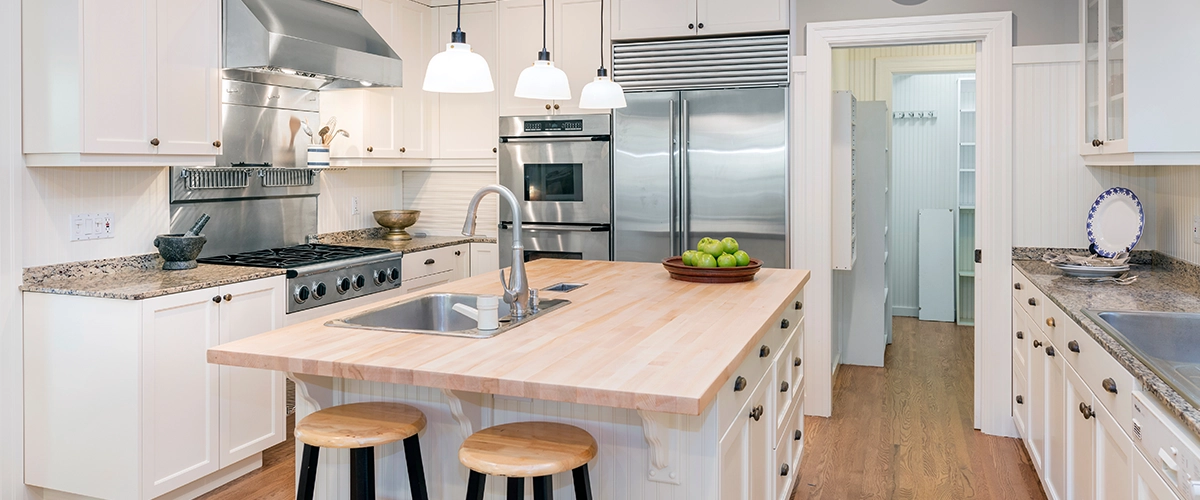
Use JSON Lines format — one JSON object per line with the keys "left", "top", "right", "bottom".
{"left": 459, "top": 422, "right": 598, "bottom": 478}
{"left": 295, "top": 402, "right": 427, "bottom": 449}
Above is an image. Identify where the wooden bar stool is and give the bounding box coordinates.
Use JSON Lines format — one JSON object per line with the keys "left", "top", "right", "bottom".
{"left": 295, "top": 402, "right": 429, "bottom": 500}
{"left": 459, "top": 422, "right": 597, "bottom": 500}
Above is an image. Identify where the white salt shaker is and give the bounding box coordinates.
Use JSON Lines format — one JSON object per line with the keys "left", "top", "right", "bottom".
{"left": 451, "top": 295, "right": 501, "bottom": 331}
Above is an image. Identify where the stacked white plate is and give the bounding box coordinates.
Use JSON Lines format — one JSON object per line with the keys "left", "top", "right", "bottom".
{"left": 1053, "top": 263, "right": 1130, "bottom": 278}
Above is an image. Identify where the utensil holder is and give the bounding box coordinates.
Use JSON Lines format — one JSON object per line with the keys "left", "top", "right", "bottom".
{"left": 307, "top": 145, "right": 330, "bottom": 168}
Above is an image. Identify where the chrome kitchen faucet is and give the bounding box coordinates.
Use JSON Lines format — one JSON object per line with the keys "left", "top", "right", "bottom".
{"left": 463, "top": 185, "right": 531, "bottom": 319}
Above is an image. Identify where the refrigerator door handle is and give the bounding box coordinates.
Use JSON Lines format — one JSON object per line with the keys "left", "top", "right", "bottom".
{"left": 668, "top": 98, "right": 678, "bottom": 255}
{"left": 680, "top": 98, "right": 691, "bottom": 249}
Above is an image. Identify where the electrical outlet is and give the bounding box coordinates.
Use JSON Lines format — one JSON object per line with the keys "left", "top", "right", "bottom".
{"left": 1193, "top": 215, "right": 1200, "bottom": 244}
{"left": 70, "top": 212, "right": 114, "bottom": 241}
{"left": 351, "top": 196, "right": 360, "bottom": 215}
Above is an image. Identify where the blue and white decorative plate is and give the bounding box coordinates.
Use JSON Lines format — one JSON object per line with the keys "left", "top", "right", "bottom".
{"left": 1086, "top": 187, "right": 1144, "bottom": 258}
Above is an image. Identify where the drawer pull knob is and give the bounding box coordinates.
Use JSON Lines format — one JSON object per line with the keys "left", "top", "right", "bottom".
{"left": 794, "top": 356, "right": 802, "bottom": 367}
{"left": 1102, "top": 377, "right": 1118, "bottom": 394}
{"left": 424, "top": 258, "right": 435, "bottom": 265}
{"left": 1046, "top": 317, "right": 1056, "bottom": 328}
{"left": 733, "top": 376, "right": 747, "bottom": 392}
{"left": 546, "top": 104, "right": 552, "bottom": 110}
{"left": 795, "top": 300, "right": 803, "bottom": 310}
{"left": 1068, "top": 340, "right": 1080, "bottom": 353}
{"left": 1033, "top": 340, "right": 1043, "bottom": 348}
{"left": 1079, "top": 402, "right": 1095, "bottom": 419}
{"left": 399, "top": 147, "right": 406, "bottom": 153}
{"left": 1016, "top": 331, "right": 1024, "bottom": 340}
{"left": 759, "top": 345, "right": 770, "bottom": 358}
{"left": 1015, "top": 395, "right": 1024, "bottom": 404}
{"left": 780, "top": 381, "right": 789, "bottom": 393}
{"left": 794, "top": 429, "right": 802, "bottom": 441}
{"left": 367, "top": 146, "right": 374, "bottom": 152}
{"left": 780, "top": 464, "right": 789, "bottom": 476}
{"left": 1045, "top": 346, "right": 1055, "bottom": 357}
{"left": 213, "top": 140, "right": 222, "bottom": 148}
{"left": 688, "top": 23, "right": 695, "bottom": 29}
{"left": 455, "top": 250, "right": 462, "bottom": 256}
{"left": 1014, "top": 283, "right": 1022, "bottom": 290}
{"left": 1028, "top": 297, "right": 1038, "bottom": 306}
{"left": 212, "top": 295, "right": 222, "bottom": 303}
{"left": 749, "top": 405, "right": 763, "bottom": 421}
{"left": 1093, "top": 139, "right": 1105, "bottom": 147}
{"left": 223, "top": 294, "right": 233, "bottom": 302}
{"left": 781, "top": 318, "right": 790, "bottom": 329}
{"left": 150, "top": 137, "right": 160, "bottom": 146}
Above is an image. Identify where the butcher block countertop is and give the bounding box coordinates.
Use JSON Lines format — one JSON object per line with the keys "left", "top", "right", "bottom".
{"left": 208, "top": 259, "right": 810, "bottom": 415}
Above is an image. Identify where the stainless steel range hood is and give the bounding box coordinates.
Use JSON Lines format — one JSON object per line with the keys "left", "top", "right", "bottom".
{"left": 223, "top": 0, "right": 403, "bottom": 90}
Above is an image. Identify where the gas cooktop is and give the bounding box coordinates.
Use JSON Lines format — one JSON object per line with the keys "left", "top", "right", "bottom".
{"left": 197, "top": 244, "right": 389, "bottom": 269}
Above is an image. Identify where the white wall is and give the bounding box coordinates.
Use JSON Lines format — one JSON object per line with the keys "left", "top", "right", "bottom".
{"left": 832, "top": 43, "right": 977, "bottom": 100}
{"left": 1, "top": 0, "right": 26, "bottom": 497}
{"left": 400, "top": 170, "right": 499, "bottom": 237}
{"left": 317, "top": 168, "right": 404, "bottom": 234}
{"left": 1151, "top": 166, "right": 1200, "bottom": 265}
{"left": 888, "top": 72, "right": 974, "bottom": 316}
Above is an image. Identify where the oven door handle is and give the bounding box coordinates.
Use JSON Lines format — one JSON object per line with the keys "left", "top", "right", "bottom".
{"left": 499, "top": 136, "right": 610, "bottom": 143}
{"left": 500, "top": 222, "right": 611, "bottom": 232}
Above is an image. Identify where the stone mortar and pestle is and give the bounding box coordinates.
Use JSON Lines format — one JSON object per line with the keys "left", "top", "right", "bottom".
{"left": 154, "top": 214, "right": 210, "bottom": 270}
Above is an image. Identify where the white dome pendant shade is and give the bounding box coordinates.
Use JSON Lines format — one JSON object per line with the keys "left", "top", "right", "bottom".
{"left": 514, "top": 50, "right": 571, "bottom": 100}
{"left": 579, "top": 68, "right": 626, "bottom": 109}
{"left": 422, "top": 1, "right": 494, "bottom": 94}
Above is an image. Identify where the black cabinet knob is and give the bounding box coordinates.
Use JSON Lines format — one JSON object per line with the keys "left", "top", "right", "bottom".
{"left": 1102, "top": 378, "right": 1118, "bottom": 394}
{"left": 794, "top": 429, "right": 802, "bottom": 441}
{"left": 749, "top": 405, "right": 763, "bottom": 421}
{"left": 688, "top": 23, "right": 695, "bottom": 29}
{"left": 1093, "top": 139, "right": 1105, "bottom": 147}
{"left": 1014, "top": 283, "right": 1022, "bottom": 290}
{"left": 794, "top": 356, "right": 802, "bottom": 367}
{"left": 698, "top": 22, "right": 705, "bottom": 29}
{"left": 781, "top": 318, "right": 789, "bottom": 329}
{"left": 455, "top": 250, "right": 462, "bottom": 256}
{"left": 780, "top": 464, "right": 789, "bottom": 476}
{"left": 212, "top": 295, "right": 222, "bottom": 303}
{"left": 1016, "top": 331, "right": 1024, "bottom": 339}
{"left": 780, "top": 381, "right": 789, "bottom": 393}
{"left": 795, "top": 301, "right": 803, "bottom": 310}
{"left": 1045, "top": 346, "right": 1055, "bottom": 356}
{"left": 150, "top": 137, "right": 160, "bottom": 146}
{"left": 1028, "top": 297, "right": 1037, "bottom": 306}
{"left": 759, "top": 345, "right": 770, "bottom": 358}
{"left": 1068, "top": 340, "right": 1080, "bottom": 353}
{"left": 1015, "top": 395, "right": 1024, "bottom": 404}
{"left": 1079, "top": 402, "right": 1095, "bottom": 419}
{"left": 1033, "top": 340, "right": 1043, "bottom": 348}
{"left": 733, "top": 376, "right": 747, "bottom": 392}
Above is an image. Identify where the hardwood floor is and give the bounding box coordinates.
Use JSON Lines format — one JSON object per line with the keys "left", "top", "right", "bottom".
{"left": 199, "top": 415, "right": 295, "bottom": 500}
{"left": 792, "top": 317, "right": 1045, "bottom": 499}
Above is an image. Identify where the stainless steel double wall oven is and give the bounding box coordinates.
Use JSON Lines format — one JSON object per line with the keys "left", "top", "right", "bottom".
{"left": 497, "top": 115, "right": 612, "bottom": 268}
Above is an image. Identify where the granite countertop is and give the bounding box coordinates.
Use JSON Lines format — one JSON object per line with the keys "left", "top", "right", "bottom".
{"left": 311, "top": 227, "right": 496, "bottom": 253}
{"left": 1013, "top": 257, "right": 1200, "bottom": 438}
{"left": 22, "top": 253, "right": 286, "bottom": 301}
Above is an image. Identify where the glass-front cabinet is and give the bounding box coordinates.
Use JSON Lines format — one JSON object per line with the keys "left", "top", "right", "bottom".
{"left": 1079, "top": 0, "right": 1200, "bottom": 165}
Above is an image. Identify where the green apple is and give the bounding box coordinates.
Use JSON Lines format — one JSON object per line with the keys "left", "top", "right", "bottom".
{"left": 681, "top": 250, "right": 698, "bottom": 266}
{"left": 717, "top": 253, "right": 737, "bottom": 268}
{"left": 698, "top": 238, "right": 725, "bottom": 258}
{"left": 696, "top": 253, "right": 718, "bottom": 268}
{"left": 733, "top": 250, "right": 751, "bottom": 267}
{"left": 720, "top": 237, "right": 739, "bottom": 255}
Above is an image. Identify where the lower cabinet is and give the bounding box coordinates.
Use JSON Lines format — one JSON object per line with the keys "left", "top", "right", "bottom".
{"left": 401, "top": 243, "right": 471, "bottom": 293}
{"left": 1065, "top": 364, "right": 1095, "bottom": 500}
{"left": 1134, "top": 445, "right": 1183, "bottom": 500}
{"left": 470, "top": 242, "right": 500, "bottom": 277}
{"left": 719, "top": 375, "right": 773, "bottom": 500}
{"left": 24, "top": 277, "right": 286, "bottom": 500}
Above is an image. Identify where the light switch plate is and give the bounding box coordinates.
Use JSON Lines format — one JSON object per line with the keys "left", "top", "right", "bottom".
{"left": 70, "top": 212, "right": 114, "bottom": 241}
{"left": 1193, "top": 215, "right": 1200, "bottom": 244}
{"left": 351, "top": 196, "right": 360, "bottom": 215}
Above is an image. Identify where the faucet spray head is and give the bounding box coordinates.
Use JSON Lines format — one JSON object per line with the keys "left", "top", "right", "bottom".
{"left": 462, "top": 215, "right": 477, "bottom": 237}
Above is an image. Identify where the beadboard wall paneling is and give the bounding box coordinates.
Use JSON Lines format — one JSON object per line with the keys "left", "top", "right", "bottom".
{"left": 316, "top": 169, "right": 403, "bottom": 234}
{"left": 888, "top": 73, "right": 974, "bottom": 316}
{"left": 401, "top": 169, "right": 499, "bottom": 237}
{"left": 1011, "top": 61, "right": 1157, "bottom": 251}
{"left": 832, "top": 43, "right": 977, "bottom": 100}
{"left": 21, "top": 167, "right": 170, "bottom": 267}
{"left": 1, "top": 0, "right": 24, "bottom": 493}
{"left": 1152, "top": 165, "right": 1200, "bottom": 265}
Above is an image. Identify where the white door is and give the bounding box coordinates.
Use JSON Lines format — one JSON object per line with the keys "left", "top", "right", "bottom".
{"left": 610, "top": 0, "right": 695, "bottom": 40}
{"left": 155, "top": 0, "right": 220, "bottom": 155}
{"left": 553, "top": 0, "right": 606, "bottom": 115}
{"left": 1028, "top": 328, "right": 1046, "bottom": 473}
{"left": 141, "top": 287, "right": 221, "bottom": 498}
{"left": 395, "top": 0, "right": 435, "bottom": 158}
{"left": 719, "top": 381, "right": 772, "bottom": 500}
{"left": 1065, "top": 365, "right": 1095, "bottom": 500}
{"left": 470, "top": 243, "right": 500, "bottom": 276}
{"left": 217, "top": 278, "right": 287, "bottom": 468}
{"left": 498, "top": 0, "right": 556, "bottom": 116}
{"left": 437, "top": 3, "right": 499, "bottom": 159}
{"left": 696, "top": 0, "right": 787, "bottom": 36}
{"left": 450, "top": 244, "right": 471, "bottom": 281}
{"left": 1133, "top": 446, "right": 1182, "bottom": 500}
{"left": 1046, "top": 342, "right": 1067, "bottom": 500}
{"left": 81, "top": 0, "right": 157, "bottom": 155}
{"left": 1094, "top": 401, "right": 1134, "bottom": 500}
{"left": 917, "top": 209, "right": 955, "bottom": 321}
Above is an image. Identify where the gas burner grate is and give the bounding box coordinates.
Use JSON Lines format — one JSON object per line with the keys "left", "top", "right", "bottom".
{"left": 197, "top": 244, "right": 390, "bottom": 269}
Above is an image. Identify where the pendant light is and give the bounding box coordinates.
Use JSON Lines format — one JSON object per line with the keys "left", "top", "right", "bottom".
{"left": 579, "top": 0, "right": 626, "bottom": 109}
{"left": 423, "top": 0, "right": 494, "bottom": 93}
{"left": 514, "top": 0, "right": 570, "bottom": 101}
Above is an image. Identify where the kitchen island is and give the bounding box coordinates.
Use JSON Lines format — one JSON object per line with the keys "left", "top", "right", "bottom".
{"left": 209, "top": 259, "right": 810, "bottom": 500}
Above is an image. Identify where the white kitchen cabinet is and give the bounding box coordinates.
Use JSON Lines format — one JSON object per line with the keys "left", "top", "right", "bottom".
{"left": 1133, "top": 447, "right": 1182, "bottom": 500}
{"left": 611, "top": 0, "right": 786, "bottom": 40}
{"left": 437, "top": 3, "right": 500, "bottom": 159}
{"left": 498, "top": 0, "right": 608, "bottom": 117}
{"left": 323, "top": 0, "right": 436, "bottom": 160}
{"left": 23, "top": 277, "right": 286, "bottom": 500}
{"left": 22, "top": 0, "right": 221, "bottom": 167}
{"left": 831, "top": 91, "right": 856, "bottom": 271}
{"left": 1065, "top": 364, "right": 1095, "bottom": 500}
{"left": 1079, "top": 0, "right": 1200, "bottom": 165}
{"left": 1028, "top": 326, "right": 1047, "bottom": 473}
{"left": 402, "top": 243, "right": 471, "bottom": 292}
{"left": 719, "top": 374, "right": 772, "bottom": 500}
{"left": 1046, "top": 333, "right": 1067, "bottom": 500}
{"left": 1093, "top": 398, "right": 1133, "bottom": 500}
{"left": 470, "top": 242, "right": 500, "bottom": 276}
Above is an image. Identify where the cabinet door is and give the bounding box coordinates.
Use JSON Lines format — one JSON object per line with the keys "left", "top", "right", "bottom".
{"left": 1046, "top": 340, "right": 1067, "bottom": 500}
{"left": 155, "top": 0, "right": 220, "bottom": 155}
{"left": 719, "top": 381, "right": 773, "bottom": 500}
{"left": 81, "top": 0, "right": 157, "bottom": 155}
{"left": 359, "top": 0, "right": 404, "bottom": 158}
{"left": 1082, "top": 0, "right": 1102, "bottom": 152}
{"left": 498, "top": 0, "right": 556, "bottom": 116}
{"left": 470, "top": 243, "right": 500, "bottom": 276}
{"left": 1102, "top": 0, "right": 1125, "bottom": 145}
{"left": 141, "top": 288, "right": 221, "bottom": 498}
{"left": 395, "top": 0, "right": 436, "bottom": 158}
{"left": 217, "top": 278, "right": 286, "bottom": 468}
{"left": 1133, "top": 446, "right": 1182, "bottom": 500}
{"left": 1065, "top": 365, "right": 1095, "bottom": 500}
{"left": 1029, "top": 329, "right": 1047, "bottom": 472}
{"left": 451, "top": 244, "right": 471, "bottom": 281}
{"left": 553, "top": 0, "right": 607, "bottom": 115}
{"left": 1093, "top": 400, "right": 1133, "bottom": 500}
{"left": 611, "top": 0, "right": 695, "bottom": 40}
{"left": 437, "top": 4, "right": 499, "bottom": 158}
{"left": 696, "top": 0, "right": 788, "bottom": 36}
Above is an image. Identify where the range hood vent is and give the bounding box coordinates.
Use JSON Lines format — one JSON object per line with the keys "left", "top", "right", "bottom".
{"left": 224, "top": 0, "right": 403, "bottom": 90}
{"left": 612, "top": 35, "right": 790, "bottom": 91}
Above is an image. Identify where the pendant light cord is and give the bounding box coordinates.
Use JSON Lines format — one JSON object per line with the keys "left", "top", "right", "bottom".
{"left": 457, "top": 0, "right": 461, "bottom": 31}
{"left": 598, "top": 0, "right": 605, "bottom": 70}
{"left": 542, "top": 0, "right": 548, "bottom": 52}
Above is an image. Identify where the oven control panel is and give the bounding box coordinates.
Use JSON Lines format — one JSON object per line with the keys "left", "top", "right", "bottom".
{"left": 523, "top": 119, "right": 584, "bottom": 133}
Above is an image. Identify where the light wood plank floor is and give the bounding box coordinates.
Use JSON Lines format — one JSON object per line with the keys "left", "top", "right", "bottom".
{"left": 199, "top": 415, "right": 295, "bottom": 500}
{"left": 792, "top": 317, "right": 1045, "bottom": 499}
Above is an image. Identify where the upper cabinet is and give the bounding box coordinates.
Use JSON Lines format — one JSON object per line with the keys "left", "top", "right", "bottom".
{"left": 23, "top": 0, "right": 221, "bottom": 167}
{"left": 1080, "top": 0, "right": 1200, "bottom": 165}
{"left": 498, "top": 0, "right": 609, "bottom": 116}
{"left": 612, "top": 0, "right": 787, "bottom": 40}
{"left": 436, "top": 3, "right": 500, "bottom": 158}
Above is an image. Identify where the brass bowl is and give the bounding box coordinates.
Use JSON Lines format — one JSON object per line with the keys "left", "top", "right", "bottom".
{"left": 373, "top": 210, "right": 421, "bottom": 241}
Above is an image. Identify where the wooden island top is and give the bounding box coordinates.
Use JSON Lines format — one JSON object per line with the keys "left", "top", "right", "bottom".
{"left": 208, "top": 259, "right": 809, "bottom": 415}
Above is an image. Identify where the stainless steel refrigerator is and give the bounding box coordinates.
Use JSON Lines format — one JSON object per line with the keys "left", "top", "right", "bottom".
{"left": 613, "top": 87, "right": 789, "bottom": 267}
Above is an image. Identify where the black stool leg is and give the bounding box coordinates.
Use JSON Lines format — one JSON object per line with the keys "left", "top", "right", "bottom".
{"left": 349, "top": 447, "right": 375, "bottom": 500}
{"left": 571, "top": 464, "right": 593, "bottom": 500}
{"left": 297, "top": 444, "right": 320, "bottom": 500}
{"left": 402, "top": 435, "right": 429, "bottom": 500}
{"left": 532, "top": 475, "right": 553, "bottom": 500}
{"left": 507, "top": 477, "right": 525, "bottom": 500}
{"left": 466, "top": 470, "right": 486, "bottom": 500}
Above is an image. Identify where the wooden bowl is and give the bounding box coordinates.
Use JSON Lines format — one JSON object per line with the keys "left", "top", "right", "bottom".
{"left": 661, "top": 256, "right": 763, "bottom": 283}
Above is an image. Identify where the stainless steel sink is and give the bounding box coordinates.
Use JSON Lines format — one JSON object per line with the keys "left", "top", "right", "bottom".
{"left": 1084, "top": 309, "right": 1200, "bottom": 407}
{"left": 327, "top": 293, "right": 570, "bottom": 339}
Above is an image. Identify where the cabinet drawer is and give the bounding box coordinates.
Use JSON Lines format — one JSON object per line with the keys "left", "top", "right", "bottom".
{"left": 786, "top": 394, "right": 805, "bottom": 473}
{"left": 1013, "top": 267, "right": 1044, "bottom": 322}
{"left": 718, "top": 311, "right": 798, "bottom": 433}
{"left": 774, "top": 328, "right": 801, "bottom": 435}
{"left": 403, "top": 270, "right": 454, "bottom": 294}
{"left": 402, "top": 245, "right": 463, "bottom": 281}
{"left": 1013, "top": 299, "right": 1031, "bottom": 380}
{"left": 1076, "top": 332, "right": 1135, "bottom": 427}
{"left": 775, "top": 425, "right": 794, "bottom": 500}
{"left": 1013, "top": 369, "right": 1029, "bottom": 441}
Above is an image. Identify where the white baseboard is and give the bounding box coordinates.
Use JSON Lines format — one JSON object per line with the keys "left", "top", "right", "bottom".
{"left": 891, "top": 306, "right": 919, "bottom": 317}
{"left": 35, "top": 453, "right": 263, "bottom": 500}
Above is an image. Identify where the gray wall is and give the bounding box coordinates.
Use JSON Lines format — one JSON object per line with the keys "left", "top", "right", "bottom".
{"left": 794, "top": 0, "right": 1078, "bottom": 53}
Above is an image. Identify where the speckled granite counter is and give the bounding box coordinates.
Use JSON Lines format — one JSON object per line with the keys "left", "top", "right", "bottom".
{"left": 310, "top": 227, "right": 496, "bottom": 253}
{"left": 22, "top": 253, "right": 286, "bottom": 300}
{"left": 1013, "top": 256, "right": 1200, "bottom": 438}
